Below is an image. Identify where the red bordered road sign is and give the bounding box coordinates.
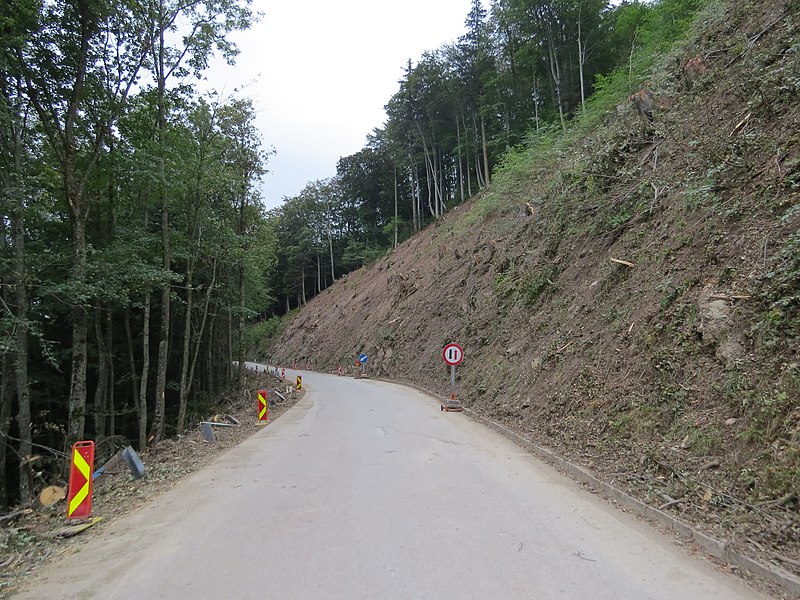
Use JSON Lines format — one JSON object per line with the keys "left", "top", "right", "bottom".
{"left": 66, "top": 441, "right": 95, "bottom": 519}
{"left": 443, "top": 343, "right": 464, "bottom": 366}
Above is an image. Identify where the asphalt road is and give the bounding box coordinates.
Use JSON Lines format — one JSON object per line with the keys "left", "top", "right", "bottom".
{"left": 14, "top": 368, "right": 771, "bottom": 599}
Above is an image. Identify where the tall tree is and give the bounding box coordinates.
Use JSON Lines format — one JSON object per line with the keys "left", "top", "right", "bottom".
{"left": 0, "top": 4, "right": 35, "bottom": 499}
{"left": 11, "top": 0, "right": 152, "bottom": 447}
{"left": 146, "top": 0, "right": 255, "bottom": 443}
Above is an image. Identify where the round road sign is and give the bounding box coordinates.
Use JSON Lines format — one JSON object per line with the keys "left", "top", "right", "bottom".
{"left": 358, "top": 353, "right": 368, "bottom": 364}
{"left": 442, "top": 343, "right": 464, "bottom": 366}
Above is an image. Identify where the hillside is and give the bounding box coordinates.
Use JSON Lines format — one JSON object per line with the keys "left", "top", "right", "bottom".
{"left": 263, "top": 0, "right": 799, "bottom": 589}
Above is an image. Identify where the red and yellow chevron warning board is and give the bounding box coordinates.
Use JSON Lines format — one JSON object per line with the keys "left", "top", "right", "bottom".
{"left": 66, "top": 441, "right": 95, "bottom": 519}
{"left": 257, "top": 389, "right": 268, "bottom": 422}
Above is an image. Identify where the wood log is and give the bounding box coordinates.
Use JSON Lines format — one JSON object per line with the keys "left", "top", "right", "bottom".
{"left": 609, "top": 257, "right": 635, "bottom": 268}
{"left": 38, "top": 485, "right": 67, "bottom": 508}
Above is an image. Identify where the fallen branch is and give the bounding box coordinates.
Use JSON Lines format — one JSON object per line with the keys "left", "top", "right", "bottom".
{"left": 0, "top": 508, "right": 33, "bottom": 523}
{"left": 730, "top": 112, "right": 751, "bottom": 137}
{"left": 555, "top": 340, "right": 573, "bottom": 354}
{"left": 748, "top": 537, "right": 766, "bottom": 552}
{"left": 773, "top": 552, "right": 800, "bottom": 569}
{"left": 708, "top": 294, "right": 752, "bottom": 301}
{"left": 698, "top": 460, "right": 721, "bottom": 471}
{"left": 756, "top": 491, "right": 798, "bottom": 508}
{"left": 609, "top": 257, "right": 635, "bottom": 268}
{"left": 572, "top": 551, "right": 596, "bottom": 562}
{"left": 659, "top": 499, "right": 684, "bottom": 511}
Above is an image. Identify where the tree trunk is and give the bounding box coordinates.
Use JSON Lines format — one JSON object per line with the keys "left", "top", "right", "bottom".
{"left": 463, "top": 115, "right": 473, "bottom": 198}
{"left": 106, "top": 310, "right": 115, "bottom": 437}
{"left": 533, "top": 72, "right": 541, "bottom": 132}
{"left": 206, "top": 311, "right": 216, "bottom": 396}
{"left": 299, "top": 264, "right": 305, "bottom": 306}
{"left": 328, "top": 221, "right": 335, "bottom": 282}
{"left": 472, "top": 116, "right": 484, "bottom": 189}
{"left": 481, "top": 115, "right": 490, "bottom": 186}
{"left": 456, "top": 117, "right": 465, "bottom": 202}
{"left": 190, "top": 261, "right": 216, "bottom": 410}
{"left": 177, "top": 260, "right": 195, "bottom": 432}
{"left": 93, "top": 305, "right": 108, "bottom": 442}
{"left": 0, "top": 353, "right": 13, "bottom": 510}
{"left": 67, "top": 211, "right": 88, "bottom": 448}
{"left": 152, "top": 3, "right": 171, "bottom": 445}
{"left": 124, "top": 308, "right": 140, "bottom": 435}
{"left": 547, "top": 36, "right": 567, "bottom": 132}
{"left": 316, "top": 253, "right": 321, "bottom": 295}
{"left": 227, "top": 309, "right": 233, "bottom": 382}
{"left": 138, "top": 292, "right": 151, "bottom": 450}
{"left": 577, "top": 19, "right": 586, "bottom": 115}
{"left": 393, "top": 164, "right": 399, "bottom": 248}
{"left": 237, "top": 264, "right": 246, "bottom": 391}
{"left": 11, "top": 156, "right": 32, "bottom": 502}
{"left": 410, "top": 164, "right": 418, "bottom": 232}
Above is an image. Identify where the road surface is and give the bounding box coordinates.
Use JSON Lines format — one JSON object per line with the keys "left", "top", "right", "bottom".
{"left": 13, "top": 369, "right": 771, "bottom": 599}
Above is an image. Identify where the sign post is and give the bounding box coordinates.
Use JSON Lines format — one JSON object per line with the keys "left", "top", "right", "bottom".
{"left": 358, "top": 353, "right": 368, "bottom": 377}
{"left": 66, "top": 441, "right": 95, "bottom": 519}
{"left": 441, "top": 343, "right": 464, "bottom": 412}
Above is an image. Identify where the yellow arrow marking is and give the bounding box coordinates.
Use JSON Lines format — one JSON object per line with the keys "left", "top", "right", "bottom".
{"left": 258, "top": 392, "right": 267, "bottom": 419}
{"left": 68, "top": 449, "right": 91, "bottom": 516}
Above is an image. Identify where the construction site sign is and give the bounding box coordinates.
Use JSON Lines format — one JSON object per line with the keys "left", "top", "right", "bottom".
{"left": 66, "top": 441, "right": 95, "bottom": 519}
{"left": 257, "top": 389, "right": 268, "bottom": 422}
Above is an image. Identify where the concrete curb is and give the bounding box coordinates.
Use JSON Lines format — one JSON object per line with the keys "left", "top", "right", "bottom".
{"left": 463, "top": 408, "right": 800, "bottom": 597}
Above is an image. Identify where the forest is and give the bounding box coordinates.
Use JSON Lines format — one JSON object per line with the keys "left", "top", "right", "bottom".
{"left": 0, "top": 0, "right": 704, "bottom": 509}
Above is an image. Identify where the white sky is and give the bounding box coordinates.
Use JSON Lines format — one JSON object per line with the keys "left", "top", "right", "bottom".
{"left": 201, "top": 0, "right": 480, "bottom": 210}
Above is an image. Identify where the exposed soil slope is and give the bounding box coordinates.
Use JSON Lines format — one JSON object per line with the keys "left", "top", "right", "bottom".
{"left": 265, "top": 0, "right": 799, "bottom": 589}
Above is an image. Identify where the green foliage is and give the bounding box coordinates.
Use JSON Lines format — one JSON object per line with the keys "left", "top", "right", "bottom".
{"left": 244, "top": 315, "right": 288, "bottom": 357}
{"left": 493, "top": 261, "right": 560, "bottom": 308}
{"left": 340, "top": 240, "right": 386, "bottom": 271}
{"left": 521, "top": 268, "right": 559, "bottom": 307}
{"left": 760, "top": 234, "right": 800, "bottom": 343}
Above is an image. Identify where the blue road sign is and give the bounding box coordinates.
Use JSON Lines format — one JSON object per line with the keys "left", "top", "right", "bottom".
{"left": 358, "top": 353, "right": 368, "bottom": 364}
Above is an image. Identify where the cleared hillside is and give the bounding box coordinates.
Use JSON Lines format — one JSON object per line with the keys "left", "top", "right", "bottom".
{"left": 264, "top": 0, "right": 799, "bottom": 590}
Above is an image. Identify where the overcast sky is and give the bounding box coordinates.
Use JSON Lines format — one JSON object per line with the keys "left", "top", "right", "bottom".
{"left": 202, "top": 0, "right": 480, "bottom": 210}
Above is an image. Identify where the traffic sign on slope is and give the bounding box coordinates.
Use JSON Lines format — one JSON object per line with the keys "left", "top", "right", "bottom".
{"left": 442, "top": 343, "right": 464, "bottom": 366}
